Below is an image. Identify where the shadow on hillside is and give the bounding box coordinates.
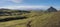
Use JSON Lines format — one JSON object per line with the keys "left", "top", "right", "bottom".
{"left": 0, "top": 16, "right": 27, "bottom": 22}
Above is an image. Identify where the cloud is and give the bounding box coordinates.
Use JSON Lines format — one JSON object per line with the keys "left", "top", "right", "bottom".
{"left": 0, "top": 0, "right": 6, "bottom": 3}
{"left": 0, "top": 0, "right": 23, "bottom": 4}
{"left": 0, "top": 5, "right": 49, "bottom": 10}
{"left": 8, "top": 0, "right": 23, "bottom": 3}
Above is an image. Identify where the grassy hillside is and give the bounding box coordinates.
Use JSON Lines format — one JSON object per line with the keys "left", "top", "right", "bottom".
{"left": 0, "top": 9, "right": 60, "bottom": 27}
{"left": 0, "top": 9, "right": 30, "bottom": 16}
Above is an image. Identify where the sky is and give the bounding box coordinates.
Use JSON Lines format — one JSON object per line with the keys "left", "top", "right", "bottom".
{"left": 0, "top": 0, "right": 60, "bottom": 10}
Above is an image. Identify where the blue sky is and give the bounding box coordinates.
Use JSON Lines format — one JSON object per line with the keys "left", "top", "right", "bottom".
{"left": 0, "top": 0, "right": 60, "bottom": 10}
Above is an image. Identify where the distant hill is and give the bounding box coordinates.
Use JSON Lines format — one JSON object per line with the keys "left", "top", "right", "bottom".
{"left": 0, "top": 8, "right": 30, "bottom": 16}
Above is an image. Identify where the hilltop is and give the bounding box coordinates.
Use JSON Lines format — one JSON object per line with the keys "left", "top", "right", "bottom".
{"left": 0, "top": 8, "right": 59, "bottom": 27}
{"left": 0, "top": 10, "right": 59, "bottom": 27}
